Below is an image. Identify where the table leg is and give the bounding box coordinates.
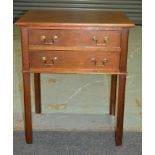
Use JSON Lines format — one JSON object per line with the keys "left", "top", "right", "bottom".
{"left": 23, "top": 72, "right": 32, "bottom": 144}
{"left": 34, "top": 73, "right": 41, "bottom": 113}
{"left": 115, "top": 74, "right": 126, "bottom": 145}
{"left": 110, "top": 75, "right": 117, "bottom": 115}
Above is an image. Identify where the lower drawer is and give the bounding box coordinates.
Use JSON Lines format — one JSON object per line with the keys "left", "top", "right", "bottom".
{"left": 29, "top": 51, "right": 120, "bottom": 72}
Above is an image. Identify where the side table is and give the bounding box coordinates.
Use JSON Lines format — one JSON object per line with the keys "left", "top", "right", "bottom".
{"left": 15, "top": 10, "right": 135, "bottom": 145}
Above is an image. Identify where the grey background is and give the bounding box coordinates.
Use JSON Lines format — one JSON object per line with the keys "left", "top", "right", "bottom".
{"left": 13, "top": 0, "right": 142, "bottom": 24}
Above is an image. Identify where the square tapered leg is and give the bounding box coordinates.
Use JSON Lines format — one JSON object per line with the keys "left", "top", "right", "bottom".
{"left": 110, "top": 75, "right": 117, "bottom": 115}
{"left": 34, "top": 73, "right": 41, "bottom": 113}
{"left": 115, "top": 74, "right": 126, "bottom": 145}
{"left": 23, "top": 72, "right": 32, "bottom": 144}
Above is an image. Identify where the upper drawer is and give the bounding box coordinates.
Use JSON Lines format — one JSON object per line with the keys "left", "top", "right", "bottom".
{"left": 28, "top": 29, "right": 121, "bottom": 48}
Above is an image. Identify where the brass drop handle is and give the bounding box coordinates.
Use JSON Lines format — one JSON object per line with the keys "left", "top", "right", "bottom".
{"left": 92, "top": 36, "right": 109, "bottom": 46}
{"left": 102, "top": 58, "right": 109, "bottom": 65}
{"left": 40, "top": 35, "right": 48, "bottom": 44}
{"left": 92, "top": 36, "right": 98, "bottom": 42}
{"left": 52, "top": 35, "right": 59, "bottom": 43}
{"left": 41, "top": 56, "right": 47, "bottom": 63}
{"left": 91, "top": 58, "right": 109, "bottom": 66}
{"left": 52, "top": 57, "right": 59, "bottom": 64}
{"left": 41, "top": 56, "right": 59, "bottom": 66}
{"left": 104, "top": 36, "right": 109, "bottom": 43}
{"left": 40, "top": 35, "right": 59, "bottom": 45}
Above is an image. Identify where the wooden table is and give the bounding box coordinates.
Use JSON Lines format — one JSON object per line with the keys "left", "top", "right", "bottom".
{"left": 15, "top": 10, "right": 134, "bottom": 145}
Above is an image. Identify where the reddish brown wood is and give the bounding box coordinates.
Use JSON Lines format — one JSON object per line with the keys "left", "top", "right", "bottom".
{"left": 15, "top": 10, "right": 135, "bottom": 28}
{"left": 15, "top": 10, "right": 135, "bottom": 145}
{"left": 115, "top": 74, "right": 126, "bottom": 145}
{"left": 34, "top": 73, "right": 41, "bottom": 113}
{"left": 29, "top": 45, "right": 121, "bottom": 52}
{"left": 114, "top": 28, "right": 129, "bottom": 145}
{"left": 18, "top": 25, "right": 128, "bottom": 30}
{"left": 29, "top": 29, "right": 121, "bottom": 47}
{"left": 23, "top": 72, "right": 32, "bottom": 144}
{"left": 30, "top": 68, "right": 123, "bottom": 75}
{"left": 110, "top": 75, "right": 117, "bottom": 115}
{"left": 119, "top": 29, "right": 129, "bottom": 72}
{"left": 21, "top": 28, "right": 29, "bottom": 70}
{"left": 21, "top": 26, "right": 32, "bottom": 144}
{"left": 29, "top": 51, "right": 120, "bottom": 72}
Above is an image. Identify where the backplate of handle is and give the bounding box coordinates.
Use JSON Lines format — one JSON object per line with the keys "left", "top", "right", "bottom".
{"left": 40, "top": 35, "right": 59, "bottom": 45}
{"left": 92, "top": 36, "right": 109, "bottom": 46}
{"left": 91, "top": 58, "right": 109, "bottom": 66}
{"left": 41, "top": 56, "right": 59, "bottom": 65}
{"left": 102, "top": 58, "right": 109, "bottom": 65}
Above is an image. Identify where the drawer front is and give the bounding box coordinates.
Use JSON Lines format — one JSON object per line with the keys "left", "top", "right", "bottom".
{"left": 29, "top": 51, "right": 120, "bottom": 71}
{"left": 29, "top": 30, "right": 121, "bottom": 48}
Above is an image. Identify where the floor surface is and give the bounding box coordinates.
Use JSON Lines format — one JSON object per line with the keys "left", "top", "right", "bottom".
{"left": 14, "top": 131, "right": 142, "bottom": 155}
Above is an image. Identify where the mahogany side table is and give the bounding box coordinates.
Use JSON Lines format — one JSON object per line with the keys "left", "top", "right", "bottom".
{"left": 15, "top": 10, "right": 135, "bottom": 145}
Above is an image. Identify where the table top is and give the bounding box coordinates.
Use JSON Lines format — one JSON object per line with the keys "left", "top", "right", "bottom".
{"left": 15, "top": 10, "right": 135, "bottom": 28}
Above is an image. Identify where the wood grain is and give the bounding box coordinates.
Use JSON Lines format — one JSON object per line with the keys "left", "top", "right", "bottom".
{"left": 23, "top": 72, "right": 32, "bottom": 144}
{"left": 29, "top": 29, "right": 121, "bottom": 47}
{"left": 29, "top": 45, "right": 121, "bottom": 52}
{"left": 15, "top": 10, "right": 135, "bottom": 28}
{"left": 34, "top": 73, "right": 41, "bottom": 113}
{"left": 115, "top": 74, "right": 126, "bottom": 145}
{"left": 110, "top": 75, "right": 117, "bottom": 115}
{"left": 29, "top": 51, "right": 120, "bottom": 72}
{"left": 21, "top": 28, "right": 29, "bottom": 70}
{"left": 16, "top": 10, "right": 135, "bottom": 145}
{"left": 119, "top": 29, "right": 129, "bottom": 72}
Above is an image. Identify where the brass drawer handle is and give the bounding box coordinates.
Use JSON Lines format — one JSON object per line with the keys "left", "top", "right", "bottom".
{"left": 104, "top": 36, "right": 109, "bottom": 43}
{"left": 92, "top": 36, "right": 109, "bottom": 46}
{"left": 41, "top": 56, "right": 59, "bottom": 65}
{"left": 41, "top": 56, "right": 47, "bottom": 63}
{"left": 52, "top": 57, "right": 59, "bottom": 64}
{"left": 41, "top": 56, "right": 53, "bottom": 66}
{"left": 52, "top": 35, "right": 59, "bottom": 43}
{"left": 91, "top": 58, "right": 109, "bottom": 66}
{"left": 40, "top": 35, "right": 59, "bottom": 45}
{"left": 102, "top": 58, "right": 109, "bottom": 65}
